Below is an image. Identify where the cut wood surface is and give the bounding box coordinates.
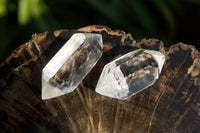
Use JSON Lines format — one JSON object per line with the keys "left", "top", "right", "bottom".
{"left": 0, "top": 25, "right": 200, "bottom": 133}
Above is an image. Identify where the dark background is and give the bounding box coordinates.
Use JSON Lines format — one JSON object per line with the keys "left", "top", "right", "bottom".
{"left": 0, "top": 0, "right": 200, "bottom": 62}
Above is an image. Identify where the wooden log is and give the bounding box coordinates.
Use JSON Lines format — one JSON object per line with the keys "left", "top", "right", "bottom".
{"left": 0, "top": 25, "right": 200, "bottom": 133}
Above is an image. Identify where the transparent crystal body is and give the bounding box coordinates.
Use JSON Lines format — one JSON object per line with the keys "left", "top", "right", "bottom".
{"left": 42, "top": 33, "right": 103, "bottom": 100}
{"left": 95, "top": 49, "right": 165, "bottom": 100}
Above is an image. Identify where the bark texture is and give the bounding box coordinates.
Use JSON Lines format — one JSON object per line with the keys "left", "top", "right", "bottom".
{"left": 0, "top": 25, "right": 200, "bottom": 133}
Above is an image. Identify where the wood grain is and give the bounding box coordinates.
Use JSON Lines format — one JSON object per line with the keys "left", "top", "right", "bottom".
{"left": 0, "top": 25, "right": 199, "bottom": 133}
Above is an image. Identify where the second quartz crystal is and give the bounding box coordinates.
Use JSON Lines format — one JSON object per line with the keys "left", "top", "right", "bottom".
{"left": 95, "top": 49, "right": 165, "bottom": 100}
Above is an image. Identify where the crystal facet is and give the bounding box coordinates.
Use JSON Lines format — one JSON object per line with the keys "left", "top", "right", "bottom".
{"left": 42, "top": 33, "right": 103, "bottom": 100}
{"left": 95, "top": 49, "right": 165, "bottom": 100}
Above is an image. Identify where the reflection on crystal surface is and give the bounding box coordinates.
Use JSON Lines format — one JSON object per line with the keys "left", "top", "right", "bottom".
{"left": 95, "top": 49, "right": 165, "bottom": 100}
{"left": 42, "top": 33, "right": 103, "bottom": 100}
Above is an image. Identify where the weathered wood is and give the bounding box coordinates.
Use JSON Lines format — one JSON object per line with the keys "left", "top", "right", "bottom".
{"left": 0, "top": 25, "right": 200, "bottom": 133}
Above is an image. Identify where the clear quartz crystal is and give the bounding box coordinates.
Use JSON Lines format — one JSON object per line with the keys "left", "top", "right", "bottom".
{"left": 42, "top": 33, "right": 103, "bottom": 100}
{"left": 95, "top": 49, "right": 165, "bottom": 100}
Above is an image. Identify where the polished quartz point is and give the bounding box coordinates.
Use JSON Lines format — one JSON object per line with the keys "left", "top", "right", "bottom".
{"left": 42, "top": 33, "right": 103, "bottom": 100}
{"left": 95, "top": 49, "right": 165, "bottom": 100}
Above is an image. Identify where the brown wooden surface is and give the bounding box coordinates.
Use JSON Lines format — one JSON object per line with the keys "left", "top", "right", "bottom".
{"left": 0, "top": 25, "right": 200, "bottom": 133}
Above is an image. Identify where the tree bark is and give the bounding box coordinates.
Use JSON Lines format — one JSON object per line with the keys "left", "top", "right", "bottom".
{"left": 0, "top": 25, "right": 200, "bottom": 133}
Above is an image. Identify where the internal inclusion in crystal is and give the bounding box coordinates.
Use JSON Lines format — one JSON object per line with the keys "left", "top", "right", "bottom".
{"left": 95, "top": 49, "right": 165, "bottom": 100}
{"left": 42, "top": 33, "right": 103, "bottom": 100}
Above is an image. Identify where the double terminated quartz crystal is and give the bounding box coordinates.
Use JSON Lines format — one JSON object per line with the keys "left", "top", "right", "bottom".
{"left": 42, "top": 32, "right": 164, "bottom": 100}
{"left": 95, "top": 49, "right": 165, "bottom": 100}
{"left": 42, "top": 33, "right": 103, "bottom": 99}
